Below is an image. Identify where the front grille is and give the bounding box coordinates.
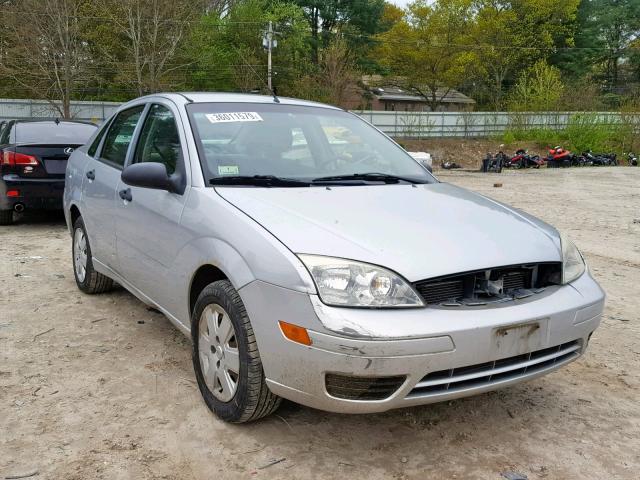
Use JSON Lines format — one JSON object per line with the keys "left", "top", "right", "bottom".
{"left": 408, "top": 340, "right": 580, "bottom": 398}
{"left": 325, "top": 373, "right": 406, "bottom": 401}
{"left": 413, "top": 263, "right": 561, "bottom": 306}
{"left": 415, "top": 279, "right": 464, "bottom": 304}
{"left": 502, "top": 271, "right": 527, "bottom": 290}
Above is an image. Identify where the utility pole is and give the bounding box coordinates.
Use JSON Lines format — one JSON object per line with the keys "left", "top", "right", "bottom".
{"left": 267, "top": 21, "right": 273, "bottom": 91}
{"left": 263, "top": 21, "right": 278, "bottom": 91}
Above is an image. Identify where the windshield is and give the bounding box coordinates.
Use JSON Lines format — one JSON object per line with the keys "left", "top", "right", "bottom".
{"left": 187, "top": 103, "right": 434, "bottom": 186}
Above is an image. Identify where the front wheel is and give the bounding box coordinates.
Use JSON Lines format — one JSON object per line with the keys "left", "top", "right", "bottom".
{"left": 192, "top": 280, "right": 281, "bottom": 423}
{"left": 72, "top": 217, "right": 114, "bottom": 294}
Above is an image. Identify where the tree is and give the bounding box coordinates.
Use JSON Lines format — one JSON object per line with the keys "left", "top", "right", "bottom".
{"left": 90, "top": 0, "right": 201, "bottom": 96}
{"left": 291, "top": 37, "right": 360, "bottom": 106}
{"left": 471, "top": 0, "right": 579, "bottom": 109}
{"left": 294, "top": 0, "right": 385, "bottom": 64}
{"left": 509, "top": 60, "right": 564, "bottom": 111}
{"left": 185, "top": 0, "right": 312, "bottom": 95}
{"left": 0, "top": 0, "right": 94, "bottom": 117}
{"left": 376, "top": 0, "right": 476, "bottom": 111}
{"left": 554, "top": 0, "right": 640, "bottom": 93}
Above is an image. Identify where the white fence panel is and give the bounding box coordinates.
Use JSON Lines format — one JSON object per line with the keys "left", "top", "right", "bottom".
{"left": 1, "top": 99, "right": 638, "bottom": 137}
{"left": 0, "top": 98, "right": 120, "bottom": 124}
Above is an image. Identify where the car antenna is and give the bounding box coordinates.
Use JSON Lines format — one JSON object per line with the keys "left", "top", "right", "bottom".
{"left": 231, "top": 45, "right": 280, "bottom": 103}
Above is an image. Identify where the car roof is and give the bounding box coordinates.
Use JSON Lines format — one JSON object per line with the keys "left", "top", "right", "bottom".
{"left": 124, "top": 92, "right": 343, "bottom": 111}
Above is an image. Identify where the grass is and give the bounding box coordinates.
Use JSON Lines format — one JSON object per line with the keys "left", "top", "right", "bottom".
{"left": 502, "top": 113, "right": 638, "bottom": 155}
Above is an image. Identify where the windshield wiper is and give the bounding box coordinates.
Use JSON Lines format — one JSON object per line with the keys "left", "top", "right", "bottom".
{"left": 209, "top": 175, "right": 311, "bottom": 187}
{"left": 311, "top": 173, "right": 426, "bottom": 184}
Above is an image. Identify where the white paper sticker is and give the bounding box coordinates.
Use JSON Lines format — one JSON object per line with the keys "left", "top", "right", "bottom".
{"left": 206, "top": 112, "right": 263, "bottom": 124}
{"left": 218, "top": 165, "right": 239, "bottom": 175}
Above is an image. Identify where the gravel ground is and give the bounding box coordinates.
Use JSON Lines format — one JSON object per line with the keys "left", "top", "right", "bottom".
{"left": 1, "top": 167, "right": 639, "bottom": 480}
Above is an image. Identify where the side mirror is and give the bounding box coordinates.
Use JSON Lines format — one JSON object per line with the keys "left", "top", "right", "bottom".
{"left": 121, "top": 162, "right": 178, "bottom": 192}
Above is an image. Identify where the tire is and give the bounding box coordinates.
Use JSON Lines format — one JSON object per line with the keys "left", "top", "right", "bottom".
{"left": 0, "top": 210, "right": 13, "bottom": 225}
{"left": 192, "top": 280, "right": 281, "bottom": 423}
{"left": 72, "top": 217, "right": 114, "bottom": 294}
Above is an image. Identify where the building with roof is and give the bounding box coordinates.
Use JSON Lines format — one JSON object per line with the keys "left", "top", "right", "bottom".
{"left": 344, "top": 76, "right": 476, "bottom": 112}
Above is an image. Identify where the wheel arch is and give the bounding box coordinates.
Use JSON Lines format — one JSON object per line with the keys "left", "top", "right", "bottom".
{"left": 189, "top": 264, "right": 229, "bottom": 317}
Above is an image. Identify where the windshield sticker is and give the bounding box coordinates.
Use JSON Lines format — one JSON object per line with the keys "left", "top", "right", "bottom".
{"left": 218, "top": 165, "right": 239, "bottom": 175}
{"left": 206, "top": 112, "right": 263, "bottom": 123}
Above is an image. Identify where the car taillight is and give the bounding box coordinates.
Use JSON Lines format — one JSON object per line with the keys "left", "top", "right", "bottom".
{"left": 2, "top": 151, "right": 39, "bottom": 166}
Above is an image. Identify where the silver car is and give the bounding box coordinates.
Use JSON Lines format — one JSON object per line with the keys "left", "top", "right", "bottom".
{"left": 63, "top": 93, "right": 605, "bottom": 423}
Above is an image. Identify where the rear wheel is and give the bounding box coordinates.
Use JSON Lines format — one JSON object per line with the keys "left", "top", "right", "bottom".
{"left": 192, "top": 280, "right": 281, "bottom": 423}
{"left": 72, "top": 217, "right": 114, "bottom": 294}
{"left": 0, "top": 210, "right": 13, "bottom": 225}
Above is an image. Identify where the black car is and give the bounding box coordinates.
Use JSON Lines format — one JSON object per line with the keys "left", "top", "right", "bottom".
{"left": 0, "top": 119, "right": 97, "bottom": 225}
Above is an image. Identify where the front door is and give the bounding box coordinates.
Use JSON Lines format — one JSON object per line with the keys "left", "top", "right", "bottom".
{"left": 115, "top": 103, "right": 191, "bottom": 308}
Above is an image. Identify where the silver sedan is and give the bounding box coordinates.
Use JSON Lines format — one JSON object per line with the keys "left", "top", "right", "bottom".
{"left": 63, "top": 93, "right": 605, "bottom": 422}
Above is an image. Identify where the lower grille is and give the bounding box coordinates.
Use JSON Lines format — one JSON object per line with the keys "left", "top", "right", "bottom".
{"left": 325, "top": 373, "right": 406, "bottom": 401}
{"left": 408, "top": 340, "right": 580, "bottom": 398}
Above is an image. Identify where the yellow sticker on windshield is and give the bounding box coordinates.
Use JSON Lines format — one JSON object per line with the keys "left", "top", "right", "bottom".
{"left": 218, "top": 165, "right": 239, "bottom": 175}
{"left": 206, "top": 112, "right": 263, "bottom": 123}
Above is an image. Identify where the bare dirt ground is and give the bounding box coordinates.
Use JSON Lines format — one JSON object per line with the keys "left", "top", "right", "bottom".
{"left": 1, "top": 167, "right": 639, "bottom": 480}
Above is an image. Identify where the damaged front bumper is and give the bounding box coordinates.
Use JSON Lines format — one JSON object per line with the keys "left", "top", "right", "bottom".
{"left": 239, "top": 271, "right": 604, "bottom": 414}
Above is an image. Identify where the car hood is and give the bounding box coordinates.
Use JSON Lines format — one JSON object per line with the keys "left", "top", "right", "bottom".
{"left": 216, "top": 183, "right": 561, "bottom": 282}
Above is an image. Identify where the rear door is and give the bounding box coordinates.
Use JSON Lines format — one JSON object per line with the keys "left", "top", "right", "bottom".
{"left": 115, "top": 102, "right": 190, "bottom": 305}
{"left": 82, "top": 106, "right": 145, "bottom": 269}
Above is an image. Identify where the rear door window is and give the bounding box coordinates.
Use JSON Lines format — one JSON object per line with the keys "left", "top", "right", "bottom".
{"left": 99, "top": 106, "right": 145, "bottom": 169}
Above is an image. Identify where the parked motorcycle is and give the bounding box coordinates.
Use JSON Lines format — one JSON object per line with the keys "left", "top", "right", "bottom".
{"left": 580, "top": 150, "right": 618, "bottom": 166}
{"left": 626, "top": 152, "right": 638, "bottom": 166}
{"left": 546, "top": 146, "right": 576, "bottom": 168}
{"left": 481, "top": 152, "right": 504, "bottom": 173}
{"left": 507, "top": 149, "right": 544, "bottom": 168}
{"left": 441, "top": 161, "right": 462, "bottom": 170}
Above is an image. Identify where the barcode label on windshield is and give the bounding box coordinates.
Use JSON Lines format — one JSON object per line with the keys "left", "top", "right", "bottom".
{"left": 205, "top": 112, "right": 263, "bottom": 123}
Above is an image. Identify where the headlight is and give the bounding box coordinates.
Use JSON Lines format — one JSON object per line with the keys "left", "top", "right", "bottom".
{"left": 561, "top": 234, "right": 586, "bottom": 284}
{"left": 298, "top": 254, "right": 424, "bottom": 308}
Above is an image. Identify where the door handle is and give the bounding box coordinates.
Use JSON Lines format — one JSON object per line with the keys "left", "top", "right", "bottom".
{"left": 118, "top": 188, "right": 132, "bottom": 202}
{"left": 86, "top": 169, "right": 95, "bottom": 180}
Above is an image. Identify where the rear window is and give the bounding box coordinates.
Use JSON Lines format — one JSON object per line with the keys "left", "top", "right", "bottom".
{"left": 12, "top": 122, "right": 97, "bottom": 145}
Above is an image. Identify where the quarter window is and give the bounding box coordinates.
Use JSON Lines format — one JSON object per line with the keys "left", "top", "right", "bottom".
{"left": 133, "top": 104, "right": 181, "bottom": 175}
{"left": 99, "top": 106, "right": 144, "bottom": 168}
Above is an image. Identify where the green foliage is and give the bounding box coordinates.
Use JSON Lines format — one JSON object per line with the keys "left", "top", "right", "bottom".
{"left": 471, "top": 0, "right": 579, "bottom": 109}
{"left": 375, "top": 0, "right": 476, "bottom": 110}
{"left": 185, "top": 0, "right": 312, "bottom": 94}
{"left": 509, "top": 61, "right": 565, "bottom": 111}
{"left": 503, "top": 113, "right": 637, "bottom": 154}
{"left": 293, "top": 0, "right": 386, "bottom": 66}
{"left": 554, "top": 0, "right": 640, "bottom": 92}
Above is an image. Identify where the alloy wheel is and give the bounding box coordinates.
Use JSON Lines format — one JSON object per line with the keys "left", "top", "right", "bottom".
{"left": 198, "top": 304, "right": 240, "bottom": 402}
{"left": 73, "top": 227, "right": 88, "bottom": 283}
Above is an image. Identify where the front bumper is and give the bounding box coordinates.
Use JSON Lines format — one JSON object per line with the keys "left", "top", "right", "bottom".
{"left": 0, "top": 174, "right": 65, "bottom": 211}
{"left": 239, "top": 271, "right": 605, "bottom": 414}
